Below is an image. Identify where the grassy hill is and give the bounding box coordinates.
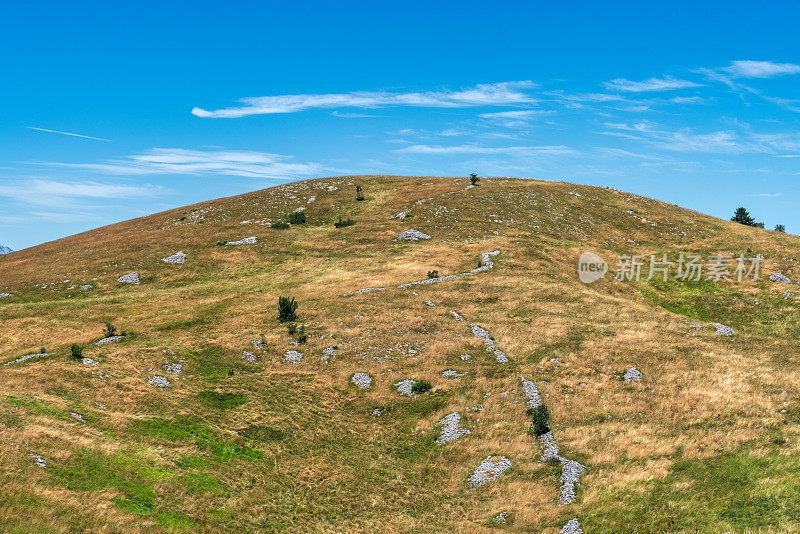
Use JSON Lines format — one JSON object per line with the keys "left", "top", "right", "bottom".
{"left": 2, "top": 175, "right": 800, "bottom": 533}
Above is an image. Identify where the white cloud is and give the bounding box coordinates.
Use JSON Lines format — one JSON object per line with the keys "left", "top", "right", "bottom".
{"left": 722, "top": 60, "right": 800, "bottom": 78}
{"left": 603, "top": 77, "right": 701, "bottom": 92}
{"left": 478, "top": 109, "right": 554, "bottom": 128}
{"left": 0, "top": 180, "right": 161, "bottom": 206}
{"left": 669, "top": 96, "right": 705, "bottom": 104}
{"left": 331, "top": 111, "right": 381, "bottom": 118}
{"left": 27, "top": 126, "right": 111, "bottom": 141}
{"left": 394, "top": 144, "right": 573, "bottom": 156}
{"left": 49, "top": 148, "right": 326, "bottom": 179}
{"left": 192, "top": 81, "right": 537, "bottom": 118}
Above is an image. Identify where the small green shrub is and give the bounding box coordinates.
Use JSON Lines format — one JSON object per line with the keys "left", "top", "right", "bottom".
{"left": 70, "top": 344, "right": 83, "bottom": 360}
{"left": 411, "top": 380, "right": 433, "bottom": 395}
{"left": 216, "top": 240, "right": 226, "bottom": 246}
{"left": 427, "top": 270, "right": 439, "bottom": 279}
{"left": 775, "top": 224, "right": 786, "bottom": 233}
{"left": 286, "top": 323, "right": 297, "bottom": 334}
{"left": 288, "top": 211, "right": 306, "bottom": 224}
{"left": 277, "top": 296, "right": 298, "bottom": 322}
{"left": 528, "top": 404, "right": 550, "bottom": 436}
{"left": 40, "top": 347, "right": 46, "bottom": 354}
{"left": 295, "top": 325, "right": 307, "bottom": 344}
{"left": 271, "top": 221, "right": 290, "bottom": 229}
{"left": 334, "top": 218, "right": 356, "bottom": 228}
{"left": 104, "top": 321, "right": 117, "bottom": 337}
{"left": 470, "top": 173, "right": 479, "bottom": 186}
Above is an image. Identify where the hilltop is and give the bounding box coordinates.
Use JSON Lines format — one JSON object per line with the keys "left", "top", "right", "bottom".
{"left": 0, "top": 244, "right": 12, "bottom": 255}
{"left": 2, "top": 175, "right": 800, "bottom": 533}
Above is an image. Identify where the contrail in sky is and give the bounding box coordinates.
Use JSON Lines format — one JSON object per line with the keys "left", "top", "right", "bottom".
{"left": 27, "top": 126, "right": 111, "bottom": 141}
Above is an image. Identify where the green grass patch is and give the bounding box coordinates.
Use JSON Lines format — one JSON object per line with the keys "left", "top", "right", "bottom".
{"left": 154, "top": 510, "right": 199, "bottom": 530}
{"left": 181, "top": 473, "right": 227, "bottom": 495}
{"left": 131, "top": 416, "right": 263, "bottom": 462}
{"left": 237, "top": 424, "right": 286, "bottom": 442}
{"left": 584, "top": 451, "right": 800, "bottom": 532}
{"left": 197, "top": 391, "right": 248, "bottom": 410}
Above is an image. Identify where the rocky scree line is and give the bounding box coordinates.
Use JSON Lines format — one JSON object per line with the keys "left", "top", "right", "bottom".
{"left": 470, "top": 323, "right": 508, "bottom": 363}
{"left": 226, "top": 236, "right": 257, "bottom": 246}
{"left": 770, "top": 273, "right": 791, "bottom": 283}
{"left": 4, "top": 353, "right": 54, "bottom": 366}
{"left": 521, "top": 378, "right": 585, "bottom": 505}
{"left": 96, "top": 336, "right": 124, "bottom": 346}
{"left": 398, "top": 250, "right": 500, "bottom": 289}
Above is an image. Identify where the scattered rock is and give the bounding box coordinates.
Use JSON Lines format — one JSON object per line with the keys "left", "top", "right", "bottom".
{"left": 442, "top": 369, "right": 467, "bottom": 378}
{"left": 284, "top": 350, "right": 303, "bottom": 364}
{"left": 623, "top": 367, "right": 642, "bottom": 383}
{"left": 322, "top": 346, "right": 337, "bottom": 362}
{"left": 96, "top": 336, "right": 124, "bottom": 346}
{"left": 351, "top": 372, "right": 373, "bottom": 389}
{"left": 395, "top": 229, "right": 431, "bottom": 241}
{"left": 770, "top": 273, "right": 791, "bottom": 283}
{"left": 712, "top": 323, "right": 734, "bottom": 336}
{"left": 468, "top": 456, "right": 512, "bottom": 488}
{"left": 435, "top": 412, "right": 471, "bottom": 444}
{"left": 242, "top": 350, "right": 257, "bottom": 363}
{"left": 522, "top": 378, "right": 542, "bottom": 407}
{"left": 423, "top": 300, "right": 435, "bottom": 306}
{"left": 371, "top": 407, "right": 385, "bottom": 416}
{"left": 163, "top": 362, "right": 183, "bottom": 375}
{"left": 0, "top": 293, "right": 13, "bottom": 298}
{"left": 491, "top": 512, "right": 509, "bottom": 525}
{"left": 461, "top": 353, "right": 472, "bottom": 361}
{"left": 161, "top": 251, "right": 186, "bottom": 264}
{"left": 30, "top": 453, "right": 46, "bottom": 468}
{"left": 394, "top": 379, "right": 416, "bottom": 396}
{"left": 78, "top": 284, "right": 93, "bottom": 290}
{"left": 70, "top": 412, "right": 85, "bottom": 423}
{"left": 226, "top": 236, "right": 257, "bottom": 246}
{"left": 117, "top": 272, "right": 140, "bottom": 285}
{"left": 561, "top": 518, "right": 583, "bottom": 534}
{"left": 82, "top": 357, "right": 100, "bottom": 366}
{"left": 390, "top": 211, "right": 408, "bottom": 219}
{"left": 148, "top": 375, "right": 170, "bottom": 388}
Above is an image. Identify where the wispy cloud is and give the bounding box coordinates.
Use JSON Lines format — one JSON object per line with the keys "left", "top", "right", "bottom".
{"left": 27, "top": 126, "right": 111, "bottom": 141}
{"left": 331, "top": 111, "right": 381, "bottom": 118}
{"left": 478, "top": 109, "right": 554, "bottom": 128}
{"left": 603, "top": 76, "right": 701, "bottom": 92}
{"left": 722, "top": 60, "right": 800, "bottom": 78}
{"left": 669, "top": 96, "right": 705, "bottom": 104}
{"left": 0, "top": 180, "right": 162, "bottom": 206}
{"left": 394, "top": 144, "right": 573, "bottom": 156}
{"left": 192, "top": 81, "right": 537, "bottom": 118}
{"left": 600, "top": 120, "right": 800, "bottom": 154}
{"left": 47, "top": 148, "right": 326, "bottom": 179}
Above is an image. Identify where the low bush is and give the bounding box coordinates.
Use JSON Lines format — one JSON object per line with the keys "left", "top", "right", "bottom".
{"left": 104, "top": 321, "right": 117, "bottom": 337}
{"left": 271, "top": 221, "right": 290, "bottom": 229}
{"left": 277, "top": 296, "right": 298, "bottom": 323}
{"left": 411, "top": 380, "right": 433, "bottom": 395}
{"left": 427, "top": 270, "right": 439, "bottom": 279}
{"left": 288, "top": 212, "right": 306, "bottom": 225}
{"left": 528, "top": 404, "right": 550, "bottom": 436}
{"left": 334, "top": 218, "right": 356, "bottom": 228}
{"left": 70, "top": 344, "right": 83, "bottom": 360}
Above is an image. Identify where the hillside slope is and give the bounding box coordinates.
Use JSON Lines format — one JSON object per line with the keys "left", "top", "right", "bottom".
{"left": 2, "top": 175, "right": 800, "bottom": 533}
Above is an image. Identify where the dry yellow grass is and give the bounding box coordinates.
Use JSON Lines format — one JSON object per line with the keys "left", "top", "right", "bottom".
{"left": 2, "top": 175, "right": 800, "bottom": 532}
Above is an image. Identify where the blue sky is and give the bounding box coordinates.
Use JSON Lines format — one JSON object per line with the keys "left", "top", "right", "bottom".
{"left": 2, "top": 1, "right": 800, "bottom": 249}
